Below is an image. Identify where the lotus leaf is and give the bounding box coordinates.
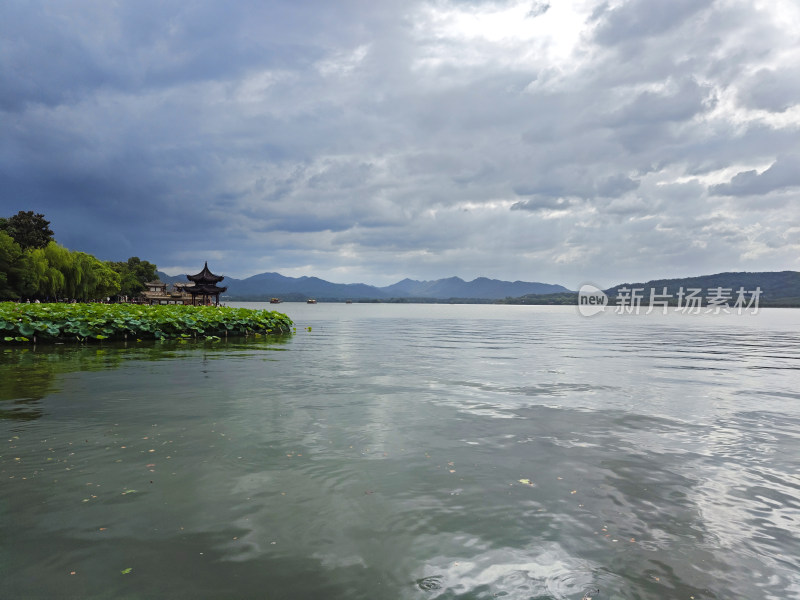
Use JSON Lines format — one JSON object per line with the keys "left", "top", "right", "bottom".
{"left": 0, "top": 302, "right": 292, "bottom": 344}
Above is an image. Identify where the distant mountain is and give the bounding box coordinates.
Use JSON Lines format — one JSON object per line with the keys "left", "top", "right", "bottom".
{"left": 604, "top": 271, "right": 800, "bottom": 304}
{"left": 382, "top": 276, "right": 568, "bottom": 299}
{"left": 229, "top": 272, "right": 392, "bottom": 300}
{"left": 500, "top": 271, "right": 800, "bottom": 306}
{"left": 155, "top": 271, "right": 568, "bottom": 301}
{"left": 156, "top": 271, "right": 191, "bottom": 285}
{"left": 157, "top": 269, "right": 800, "bottom": 305}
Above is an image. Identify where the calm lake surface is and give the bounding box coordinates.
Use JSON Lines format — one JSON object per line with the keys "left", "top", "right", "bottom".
{"left": 2, "top": 304, "right": 799, "bottom": 599}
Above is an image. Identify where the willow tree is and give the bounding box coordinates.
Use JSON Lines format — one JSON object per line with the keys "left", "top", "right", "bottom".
{"left": 16, "top": 248, "right": 48, "bottom": 298}
{"left": 25, "top": 245, "right": 66, "bottom": 298}
{"left": 0, "top": 231, "right": 24, "bottom": 299}
{"left": 42, "top": 242, "right": 73, "bottom": 297}
{"left": 65, "top": 252, "right": 119, "bottom": 300}
{"left": 0, "top": 216, "right": 124, "bottom": 300}
{"left": 84, "top": 253, "right": 120, "bottom": 299}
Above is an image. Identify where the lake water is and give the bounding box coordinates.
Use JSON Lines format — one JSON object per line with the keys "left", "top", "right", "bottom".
{"left": 1, "top": 304, "right": 799, "bottom": 599}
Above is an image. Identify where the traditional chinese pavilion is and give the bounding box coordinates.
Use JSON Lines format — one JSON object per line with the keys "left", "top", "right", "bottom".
{"left": 186, "top": 262, "right": 227, "bottom": 306}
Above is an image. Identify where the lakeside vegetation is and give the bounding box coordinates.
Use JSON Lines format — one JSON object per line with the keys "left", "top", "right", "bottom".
{"left": 1, "top": 211, "right": 157, "bottom": 301}
{"left": 1, "top": 211, "right": 293, "bottom": 346}
{"left": 0, "top": 303, "right": 293, "bottom": 344}
{"left": 496, "top": 292, "right": 579, "bottom": 305}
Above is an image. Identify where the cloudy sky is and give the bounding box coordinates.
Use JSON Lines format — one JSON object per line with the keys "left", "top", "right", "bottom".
{"left": 2, "top": 0, "right": 799, "bottom": 287}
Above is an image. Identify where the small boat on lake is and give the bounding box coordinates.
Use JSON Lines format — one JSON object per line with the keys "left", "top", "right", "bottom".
{"left": 270, "top": 298, "right": 282, "bottom": 304}
{"left": 306, "top": 299, "right": 317, "bottom": 304}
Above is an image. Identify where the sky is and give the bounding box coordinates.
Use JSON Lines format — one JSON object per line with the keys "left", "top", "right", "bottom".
{"left": 2, "top": 0, "right": 799, "bottom": 288}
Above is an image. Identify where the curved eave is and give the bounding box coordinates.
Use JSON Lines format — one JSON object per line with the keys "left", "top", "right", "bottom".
{"left": 187, "top": 262, "right": 225, "bottom": 284}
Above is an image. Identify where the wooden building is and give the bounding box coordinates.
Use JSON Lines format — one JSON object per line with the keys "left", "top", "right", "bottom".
{"left": 139, "top": 281, "right": 194, "bottom": 305}
{"left": 138, "top": 263, "right": 227, "bottom": 306}
{"left": 186, "top": 262, "right": 227, "bottom": 306}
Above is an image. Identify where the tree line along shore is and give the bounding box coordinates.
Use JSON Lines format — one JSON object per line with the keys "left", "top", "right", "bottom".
{"left": 1, "top": 211, "right": 292, "bottom": 344}
{"left": 1, "top": 211, "right": 161, "bottom": 303}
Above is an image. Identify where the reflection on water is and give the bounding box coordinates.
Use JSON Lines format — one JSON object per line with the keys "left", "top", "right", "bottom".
{"left": 0, "top": 336, "right": 292, "bottom": 421}
{"left": 1, "top": 305, "right": 799, "bottom": 599}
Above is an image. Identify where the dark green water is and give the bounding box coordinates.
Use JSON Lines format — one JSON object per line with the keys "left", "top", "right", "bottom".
{"left": 1, "top": 304, "right": 799, "bottom": 599}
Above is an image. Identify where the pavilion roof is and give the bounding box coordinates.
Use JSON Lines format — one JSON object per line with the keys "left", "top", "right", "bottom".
{"left": 187, "top": 262, "right": 225, "bottom": 284}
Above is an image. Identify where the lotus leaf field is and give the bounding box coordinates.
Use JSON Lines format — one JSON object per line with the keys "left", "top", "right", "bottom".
{"left": 0, "top": 302, "right": 293, "bottom": 343}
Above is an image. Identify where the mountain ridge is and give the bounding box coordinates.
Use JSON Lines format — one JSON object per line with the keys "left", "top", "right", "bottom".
{"left": 497, "top": 270, "right": 800, "bottom": 306}
{"left": 602, "top": 270, "right": 800, "bottom": 305}
{"left": 156, "top": 269, "right": 800, "bottom": 304}
{"left": 155, "top": 271, "right": 569, "bottom": 300}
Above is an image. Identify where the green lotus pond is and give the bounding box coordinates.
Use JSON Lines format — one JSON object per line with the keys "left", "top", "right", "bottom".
{"left": 0, "top": 302, "right": 293, "bottom": 343}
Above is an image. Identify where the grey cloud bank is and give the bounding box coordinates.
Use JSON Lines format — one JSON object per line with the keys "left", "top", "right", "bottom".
{"left": 1, "top": 0, "right": 799, "bottom": 288}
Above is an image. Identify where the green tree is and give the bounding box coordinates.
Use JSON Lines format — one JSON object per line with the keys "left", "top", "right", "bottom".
{"left": 0, "top": 231, "right": 25, "bottom": 299}
{"left": 77, "top": 252, "right": 120, "bottom": 299}
{"left": 41, "top": 242, "right": 73, "bottom": 298}
{"left": 93, "top": 260, "right": 121, "bottom": 299}
{"left": 109, "top": 256, "right": 158, "bottom": 298}
{"left": 3, "top": 211, "right": 55, "bottom": 250}
{"left": 71, "top": 252, "right": 95, "bottom": 300}
{"left": 17, "top": 249, "right": 47, "bottom": 298}
{"left": 25, "top": 245, "right": 66, "bottom": 299}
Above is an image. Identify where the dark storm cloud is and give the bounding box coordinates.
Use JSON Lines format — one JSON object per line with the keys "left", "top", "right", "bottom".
{"left": 1, "top": 0, "right": 799, "bottom": 285}
{"left": 0, "top": 0, "right": 358, "bottom": 111}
